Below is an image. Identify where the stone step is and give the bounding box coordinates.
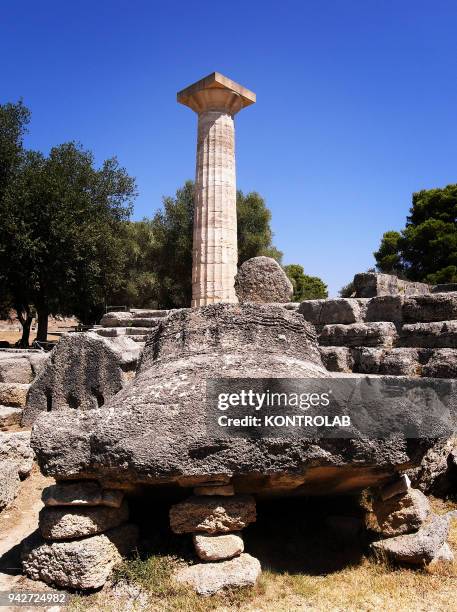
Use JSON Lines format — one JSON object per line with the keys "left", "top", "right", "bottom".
{"left": 95, "top": 327, "right": 150, "bottom": 337}
{"left": 0, "top": 383, "right": 30, "bottom": 407}
{"left": 400, "top": 321, "right": 457, "bottom": 348}
{"left": 100, "top": 311, "right": 168, "bottom": 328}
{"left": 299, "top": 298, "right": 368, "bottom": 325}
{"left": 402, "top": 293, "right": 457, "bottom": 323}
{"left": 0, "top": 405, "right": 23, "bottom": 429}
{"left": 130, "top": 309, "right": 170, "bottom": 318}
{"left": 319, "top": 322, "right": 398, "bottom": 348}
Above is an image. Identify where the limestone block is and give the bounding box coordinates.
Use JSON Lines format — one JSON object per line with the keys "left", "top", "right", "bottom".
{"left": 319, "top": 322, "right": 397, "bottom": 348}
{"left": 0, "top": 383, "right": 29, "bottom": 407}
{"left": 299, "top": 298, "right": 365, "bottom": 325}
{"left": 235, "top": 257, "right": 293, "bottom": 304}
{"left": 42, "top": 481, "right": 124, "bottom": 508}
{"left": 400, "top": 321, "right": 457, "bottom": 348}
{"left": 193, "top": 533, "right": 244, "bottom": 561}
{"left": 174, "top": 553, "right": 261, "bottom": 596}
{"left": 22, "top": 523, "right": 139, "bottom": 590}
{"left": 130, "top": 309, "right": 170, "bottom": 318}
{"left": 403, "top": 293, "right": 457, "bottom": 323}
{"left": 0, "top": 459, "right": 20, "bottom": 511}
{"left": 366, "top": 488, "right": 430, "bottom": 536}
{"left": 354, "top": 273, "right": 430, "bottom": 298}
{"left": 39, "top": 500, "right": 129, "bottom": 540}
{"left": 0, "top": 358, "right": 33, "bottom": 383}
{"left": 379, "top": 348, "right": 421, "bottom": 376}
{"left": 366, "top": 295, "right": 404, "bottom": 322}
{"left": 352, "top": 347, "right": 384, "bottom": 373}
{"left": 380, "top": 475, "right": 411, "bottom": 501}
{"left": 0, "top": 431, "right": 34, "bottom": 478}
{"left": 421, "top": 349, "right": 457, "bottom": 378}
{"left": 0, "top": 405, "right": 22, "bottom": 430}
{"left": 319, "top": 347, "right": 354, "bottom": 372}
{"left": 371, "top": 514, "right": 450, "bottom": 565}
{"left": 100, "top": 311, "right": 133, "bottom": 327}
{"left": 170, "top": 495, "right": 256, "bottom": 534}
{"left": 194, "top": 484, "right": 235, "bottom": 496}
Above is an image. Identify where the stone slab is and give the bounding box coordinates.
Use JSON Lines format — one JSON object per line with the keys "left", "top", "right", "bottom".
{"left": 366, "top": 488, "right": 430, "bottom": 537}
{"left": 0, "top": 358, "right": 33, "bottom": 383}
{"left": 0, "top": 383, "right": 29, "bottom": 407}
{"left": 193, "top": 533, "right": 244, "bottom": 561}
{"left": 319, "top": 347, "right": 354, "bottom": 373}
{"left": 319, "top": 322, "right": 397, "bottom": 348}
{"left": 400, "top": 321, "right": 457, "bottom": 348}
{"left": 403, "top": 293, "right": 457, "bottom": 323}
{"left": 170, "top": 495, "right": 256, "bottom": 534}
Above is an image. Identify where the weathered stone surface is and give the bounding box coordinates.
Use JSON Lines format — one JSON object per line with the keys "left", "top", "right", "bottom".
{"left": 407, "top": 437, "right": 457, "bottom": 495}
{"left": 22, "top": 523, "right": 138, "bottom": 589}
{"left": 403, "top": 293, "right": 457, "bottom": 323}
{"left": 42, "top": 481, "right": 124, "bottom": 508}
{"left": 30, "top": 304, "right": 440, "bottom": 496}
{"left": 319, "top": 347, "right": 354, "bottom": 372}
{"left": 194, "top": 484, "right": 235, "bottom": 496}
{"left": 380, "top": 475, "right": 411, "bottom": 501}
{"left": 400, "top": 321, "right": 457, "bottom": 348}
{"left": 299, "top": 299, "right": 366, "bottom": 325}
{"left": 39, "top": 500, "right": 129, "bottom": 540}
{"left": 379, "top": 349, "right": 421, "bottom": 376}
{"left": 366, "top": 489, "right": 430, "bottom": 536}
{"left": 193, "top": 533, "right": 244, "bottom": 561}
{"left": 235, "top": 257, "right": 293, "bottom": 303}
{"left": 366, "top": 295, "right": 404, "bottom": 322}
{"left": 170, "top": 495, "right": 256, "bottom": 534}
{"left": 174, "top": 553, "right": 261, "bottom": 596}
{"left": 354, "top": 273, "right": 430, "bottom": 298}
{"left": 0, "top": 431, "right": 34, "bottom": 478}
{"left": 23, "top": 333, "right": 142, "bottom": 425}
{"left": 0, "top": 358, "right": 32, "bottom": 383}
{"left": 320, "top": 322, "right": 397, "bottom": 348}
{"left": 0, "top": 459, "right": 20, "bottom": 511}
{"left": 100, "top": 311, "right": 134, "bottom": 327}
{"left": 428, "top": 542, "right": 455, "bottom": 567}
{"left": 422, "top": 349, "right": 457, "bottom": 378}
{"left": 371, "top": 513, "right": 450, "bottom": 565}
{"left": 0, "top": 383, "right": 29, "bottom": 407}
{"left": 0, "top": 405, "right": 22, "bottom": 429}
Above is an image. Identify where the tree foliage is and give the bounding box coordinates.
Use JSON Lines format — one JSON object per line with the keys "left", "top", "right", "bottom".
{"left": 284, "top": 264, "right": 328, "bottom": 301}
{"left": 237, "top": 191, "right": 283, "bottom": 264}
{"left": 374, "top": 185, "right": 457, "bottom": 284}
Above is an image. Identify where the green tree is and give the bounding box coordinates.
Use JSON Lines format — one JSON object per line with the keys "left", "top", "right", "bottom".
{"left": 237, "top": 190, "right": 282, "bottom": 263}
{"left": 374, "top": 185, "right": 457, "bottom": 284}
{"left": 284, "top": 264, "right": 328, "bottom": 301}
{"left": 0, "top": 142, "right": 136, "bottom": 344}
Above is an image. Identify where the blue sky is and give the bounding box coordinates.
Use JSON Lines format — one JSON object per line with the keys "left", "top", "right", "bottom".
{"left": 2, "top": 1, "right": 457, "bottom": 296}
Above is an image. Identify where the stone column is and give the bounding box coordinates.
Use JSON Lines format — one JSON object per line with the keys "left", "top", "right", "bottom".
{"left": 177, "top": 73, "right": 256, "bottom": 307}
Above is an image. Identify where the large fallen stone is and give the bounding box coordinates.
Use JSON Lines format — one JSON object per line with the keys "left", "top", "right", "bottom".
{"left": 193, "top": 533, "right": 244, "bottom": 561}
{"left": 366, "top": 488, "right": 430, "bottom": 536}
{"left": 371, "top": 513, "right": 450, "bottom": 565}
{"left": 42, "top": 481, "right": 124, "bottom": 508}
{"left": 0, "top": 405, "right": 22, "bottom": 430}
{"left": 23, "top": 333, "right": 142, "bottom": 425}
{"left": 0, "top": 383, "right": 29, "bottom": 407}
{"left": 0, "top": 459, "right": 20, "bottom": 511}
{"left": 22, "top": 523, "right": 138, "bottom": 589}
{"left": 30, "top": 304, "right": 443, "bottom": 496}
{"left": 0, "top": 431, "right": 34, "bottom": 478}
{"left": 400, "top": 321, "right": 457, "bottom": 348}
{"left": 422, "top": 349, "right": 457, "bottom": 378}
{"left": 403, "top": 293, "right": 457, "bottom": 323}
{"left": 174, "top": 553, "right": 261, "bottom": 596}
{"left": 299, "top": 299, "right": 366, "bottom": 325}
{"left": 235, "top": 257, "right": 293, "bottom": 303}
{"left": 320, "top": 322, "right": 397, "bottom": 348}
{"left": 353, "top": 273, "right": 430, "bottom": 298}
{"left": 39, "top": 500, "right": 129, "bottom": 540}
{"left": 170, "top": 496, "right": 256, "bottom": 534}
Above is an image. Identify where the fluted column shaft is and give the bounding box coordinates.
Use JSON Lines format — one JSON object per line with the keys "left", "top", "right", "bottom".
{"left": 192, "top": 110, "right": 238, "bottom": 307}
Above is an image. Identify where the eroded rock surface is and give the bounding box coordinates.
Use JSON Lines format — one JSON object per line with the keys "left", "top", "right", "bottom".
{"left": 235, "top": 257, "right": 293, "bottom": 303}
{"left": 193, "top": 533, "right": 244, "bottom": 561}
{"left": 170, "top": 496, "right": 256, "bottom": 534}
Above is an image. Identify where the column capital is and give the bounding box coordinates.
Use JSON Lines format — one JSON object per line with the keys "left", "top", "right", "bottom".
{"left": 177, "top": 72, "right": 256, "bottom": 115}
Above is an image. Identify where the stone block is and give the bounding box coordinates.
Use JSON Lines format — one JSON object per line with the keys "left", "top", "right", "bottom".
{"left": 193, "top": 533, "right": 244, "bottom": 561}
{"left": 42, "top": 481, "right": 124, "bottom": 508}
{"left": 380, "top": 475, "right": 411, "bottom": 501}
{"left": 0, "top": 459, "right": 20, "bottom": 511}
{"left": 39, "top": 500, "right": 129, "bottom": 540}
{"left": 22, "top": 523, "right": 138, "bottom": 590}
{"left": 319, "top": 322, "right": 397, "bottom": 348}
{"left": 194, "top": 484, "right": 235, "bottom": 496}
{"left": 379, "top": 348, "right": 421, "bottom": 376}
{"left": 366, "top": 488, "right": 430, "bottom": 536}
{"left": 366, "top": 295, "right": 404, "bottom": 322}
{"left": 354, "top": 273, "right": 430, "bottom": 298}
{"left": 0, "top": 383, "right": 29, "bottom": 407}
{"left": 352, "top": 347, "right": 384, "bottom": 373}
{"left": 400, "top": 321, "right": 457, "bottom": 348}
{"left": 235, "top": 257, "right": 293, "bottom": 303}
{"left": 100, "top": 311, "right": 133, "bottom": 327}
{"left": 421, "top": 349, "right": 457, "bottom": 378}
{"left": 0, "top": 358, "right": 33, "bottom": 383}
{"left": 319, "top": 347, "right": 354, "bottom": 372}
{"left": 0, "top": 405, "right": 22, "bottom": 430}
{"left": 299, "top": 298, "right": 365, "bottom": 325}
{"left": 169, "top": 495, "right": 256, "bottom": 534}
{"left": 0, "top": 431, "right": 34, "bottom": 478}
{"left": 174, "top": 553, "right": 261, "bottom": 596}
{"left": 371, "top": 513, "right": 450, "bottom": 565}
{"left": 403, "top": 293, "right": 457, "bottom": 323}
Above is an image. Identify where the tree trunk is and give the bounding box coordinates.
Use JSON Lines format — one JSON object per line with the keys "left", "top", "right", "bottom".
{"left": 15, "top": 305, "right": 34, "bottom": 348}
{"left": 36, "top": 305, "right": 49, "bottom": 342}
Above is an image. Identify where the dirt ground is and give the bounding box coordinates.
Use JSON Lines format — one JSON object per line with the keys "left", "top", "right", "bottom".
{"left": 0, "top": 317, "right": 78, "bottom": 346}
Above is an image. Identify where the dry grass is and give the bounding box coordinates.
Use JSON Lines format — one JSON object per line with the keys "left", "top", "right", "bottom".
{"left": 68, "top": 497, "right": 457, "bottom": 612}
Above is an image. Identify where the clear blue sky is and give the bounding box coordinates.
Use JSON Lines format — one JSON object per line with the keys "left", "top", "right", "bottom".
{"left": 2, "top": 1, "right": 457, "bottom": 296}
